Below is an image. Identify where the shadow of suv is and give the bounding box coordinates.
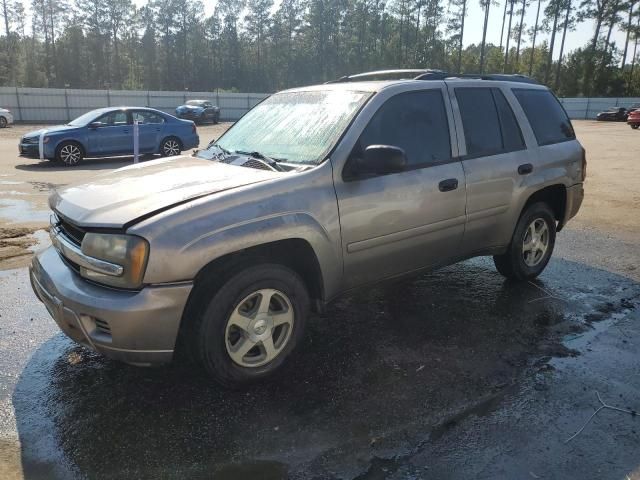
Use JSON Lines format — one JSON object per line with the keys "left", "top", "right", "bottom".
{"left": 30, "top": 70, "right": 586, "bottom": 387}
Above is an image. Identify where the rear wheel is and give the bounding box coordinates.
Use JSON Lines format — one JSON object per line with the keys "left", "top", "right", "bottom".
{"left": 160, "top": 137, "right": 182, "bottom": 157}
{"left": 191, "top": 263, "right": 309, "bottom": 387}
{"left": 631, "top": 124, "right": 639, "bottom": 130}
{"left": 55, "top": 141, "right": 84, "bottom": 166}
{"left": 493, "top": 202, "right": 556, "bottom": 281}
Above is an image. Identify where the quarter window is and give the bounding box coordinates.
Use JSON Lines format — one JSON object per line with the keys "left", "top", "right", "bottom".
{"left": 357, "top": 90, "right": 451, "bottom": 168}
{"left": 512, "top": 89, "right": 575, "bottom": 145}
{"left": 455, "top": 87, "right": 524, "bottom": 157}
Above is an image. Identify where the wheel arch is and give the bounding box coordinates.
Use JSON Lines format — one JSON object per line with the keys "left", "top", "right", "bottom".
{"left": 520, "top": 184, "right": 568, "bottom": 230}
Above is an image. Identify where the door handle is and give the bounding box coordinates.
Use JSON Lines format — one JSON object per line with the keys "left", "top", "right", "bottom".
{"left": 518, "top": 163, "right": 533, "bottom": 175}
{"left": 438, "top": 178, "right": 459, "bottom": 192}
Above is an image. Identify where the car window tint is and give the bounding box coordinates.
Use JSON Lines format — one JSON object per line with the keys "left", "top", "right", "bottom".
{"left": 97, "top": 111, "right": 128, "bottom": 126}
{"left": 358, "top": 90, "right": 451, "bottom": 167}
{"left": 455, "top": 88, "right": 502, "bottom": 157}
{"left": 492, "top": 89, "right": 525, "bottom": 151}
{"left": 133, "top": 111, "right": 164, "bottom": 124}
{"left": 512, "top": 89, "right": 575, "bottom": 145}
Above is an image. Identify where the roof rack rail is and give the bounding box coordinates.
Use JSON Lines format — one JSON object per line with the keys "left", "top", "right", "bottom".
{"left": 325, "top": 69, "right": 447, "bottom": 83}
{"left": 326, "top": 69, "right": 539, "bottom": 85}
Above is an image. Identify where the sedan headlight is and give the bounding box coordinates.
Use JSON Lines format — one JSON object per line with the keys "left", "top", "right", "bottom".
{"left": 80, "top": 233, "right": 149, "bottom": 289}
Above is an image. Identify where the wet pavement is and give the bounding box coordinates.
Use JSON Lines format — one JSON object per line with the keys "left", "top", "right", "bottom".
{"left": 1, "top": 225, "right": 638, "bottom": 479}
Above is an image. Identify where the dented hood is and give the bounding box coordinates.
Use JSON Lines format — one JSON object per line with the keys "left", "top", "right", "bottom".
{"left": 50, "top": 156, "right": 281, "bottom": 228}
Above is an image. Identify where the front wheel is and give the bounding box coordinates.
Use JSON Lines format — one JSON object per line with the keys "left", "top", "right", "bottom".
{"left": 193, "top": 264, "right": 309, "bottom": 387}
{"left": 0, "top": 116, "right": 7, "bottom": 128}
{"left": 631, "top": 124, "right": 639, "bottom": 130}
{"left": 56, "top": 141, "right": 84, "bottom": 166}
{"left": 160, "top": 137, "right": 182, "bottom": 157}
{"left": 493, "top": 202, "right": 556, "bottom": 281}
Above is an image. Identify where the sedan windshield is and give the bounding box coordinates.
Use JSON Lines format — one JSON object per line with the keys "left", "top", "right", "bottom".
{"left": 67, "top": 110, "right": 101, "bottom": 126}
{"left": 216, "top": 90, "right": 370, "bottom": 164}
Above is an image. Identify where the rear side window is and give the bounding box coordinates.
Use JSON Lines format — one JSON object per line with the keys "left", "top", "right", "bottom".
{"left": 512, "top": 89, "right": 575, "bottom": 145}
{"left": 358, "top": 90, "right": 451, "bottom": 167}
{"left": 455, "top": 87, "right": 525, "bottom": 158}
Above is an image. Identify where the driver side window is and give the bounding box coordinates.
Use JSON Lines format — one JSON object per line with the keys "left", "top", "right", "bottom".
{"left": 96, "top": 111, "right": 129, "bottom": 126}
{"left": 355, "top": 90, "right": 452, "bottom": 168}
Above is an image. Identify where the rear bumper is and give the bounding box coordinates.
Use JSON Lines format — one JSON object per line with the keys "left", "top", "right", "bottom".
{"left": 562, "top": 183, "right": 584, "bottom": 227}
{"left": 30, "top": 247, "right": 193, "bottom": 366}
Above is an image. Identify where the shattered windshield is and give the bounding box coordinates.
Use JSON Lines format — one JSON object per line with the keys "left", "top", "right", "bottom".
{"left": 215, "top": 90, "right": 370, "bottom": 165}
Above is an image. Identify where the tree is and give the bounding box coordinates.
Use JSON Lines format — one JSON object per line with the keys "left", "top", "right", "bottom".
{"left": 528, "top": 0, "right": 544, "bottom": 75}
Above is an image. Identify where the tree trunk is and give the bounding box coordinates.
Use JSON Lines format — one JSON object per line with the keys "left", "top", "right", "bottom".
{"left": 500, "top": 0, "right": 508, "bottom": 49}
{"left": 503, "top": 0, "right": 515, "bottom": 72}
{"left": 514, "top": 0, "right": 527, "bottom": 68}
{"left": 529, "top": 0, "right": 542, "bottom": 76}
{"left": 621, "top": 1, "right": 634, "bottom": 69}
{"left": 480, "top": 0, "right": 491, "bottom": 73}
{"left": 554, "top": 0, "right": 571, "bottom": 90}
{"left": 1, "top": 0, "right": 10, "bottom": 37}
{"left": 457, "top": 0, "right": 467, "bottom": 72}
{"left": 544, "top": 1, "right": 560, "bottom": 84}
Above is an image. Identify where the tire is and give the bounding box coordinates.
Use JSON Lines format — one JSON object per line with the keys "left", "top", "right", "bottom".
{"left": 55, "top": 141, "right": 84, "bottom": 166}
{"left": 160, "top": 137, "right": 182, "bottom": 157}
{"left": 631, "top": 124, "right": 639, "bottom": 130}
{"left": 0, "top": 116, "right": 7, "bottom": 128}
{"left": 213, "top": 112, "right": 219, "bottom": 124}
{"left": 191, "top": 263, "right": 309, "bottom": 387}
{"left": 493, "top": 202, "right": 556, "bottom": 281}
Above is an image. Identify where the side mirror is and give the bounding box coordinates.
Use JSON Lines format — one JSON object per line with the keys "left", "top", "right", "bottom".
{"left": 88, "top": 122, "right": 102, "bottom": 129}
{"left": 345, "top": 145, "right": 407, "bottom": 180}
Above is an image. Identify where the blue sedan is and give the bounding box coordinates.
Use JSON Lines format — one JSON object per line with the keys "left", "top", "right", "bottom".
{"left": 19, "top": 107, "right": 199, "bottom": 166}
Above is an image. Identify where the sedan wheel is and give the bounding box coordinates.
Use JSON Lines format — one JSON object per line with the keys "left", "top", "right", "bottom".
{"left": 57, "top": 143, "right": 83, "bottom": 166}
{"left": 161, "top": 138, "right": 181, "bottom": 156}
{"left": 0, "top": 116, "right": 7, "bottom": 128}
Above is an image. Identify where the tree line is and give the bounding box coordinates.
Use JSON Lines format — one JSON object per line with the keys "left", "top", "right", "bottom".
{"left": 0, "top": 0, "right": 638, "bottom": 96}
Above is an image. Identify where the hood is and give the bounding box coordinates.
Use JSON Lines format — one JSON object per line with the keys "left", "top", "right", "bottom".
{"left": 50, "top": 156, "right": 282, "bottom": 228}
{"left": 177, "top": 105, "right": 204, "bottom": 112}
{"left": 24, "top": 124, "right": 80, "bottom": 139}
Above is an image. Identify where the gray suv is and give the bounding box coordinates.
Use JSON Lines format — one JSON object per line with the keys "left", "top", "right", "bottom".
{"left": 30, "top": 71, "right": 585, "bottom": 386}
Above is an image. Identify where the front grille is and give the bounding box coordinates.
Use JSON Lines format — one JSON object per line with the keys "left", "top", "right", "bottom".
{"left": 94, "top": 318, "right": 112, "bottom": 336}
{"left": 55, "top": 214, "right": 86, "bottom": 246}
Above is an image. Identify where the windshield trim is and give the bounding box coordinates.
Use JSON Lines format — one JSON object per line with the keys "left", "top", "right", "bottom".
{"left": 214, "top": 89, "right": 374, "bottom": 166}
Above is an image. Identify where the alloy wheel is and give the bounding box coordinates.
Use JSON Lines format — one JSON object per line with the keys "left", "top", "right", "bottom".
{"left": 224, "top": 288, "right": 295, "bottom": 368}
{"left": 59, "top": 144, "right": 82, "bottom": 165}
{"left": 163, "top": 139, "right": 180, "bottom": 156}
{"left": 522, "top": 218, "right": 549, "bottom": 267}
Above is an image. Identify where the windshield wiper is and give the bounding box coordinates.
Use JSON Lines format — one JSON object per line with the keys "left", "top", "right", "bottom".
{"left": 233, "top": 150, "right": 288, "bottom": 170}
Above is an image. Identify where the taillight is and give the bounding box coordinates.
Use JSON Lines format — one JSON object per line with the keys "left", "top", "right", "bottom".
{"left": 581, "top": 146, "right": 587, "bottom": 181}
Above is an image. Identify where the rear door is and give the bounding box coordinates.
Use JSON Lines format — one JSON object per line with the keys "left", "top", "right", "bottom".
{"left": 333, "top": 86, "right": 467, "bottom": 289}
{"left": 132, "top": 110, "right": 165, "bottom": 153}
{"left": 448, "top": 84, "right": 534, "bottom": 254}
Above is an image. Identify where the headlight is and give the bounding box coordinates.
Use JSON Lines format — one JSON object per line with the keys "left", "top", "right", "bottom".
{"left": 80, "top": 233, "right": 149, "bottom": 289}
{"left": 42, "top": 136, "right": 50, "bottom": 143}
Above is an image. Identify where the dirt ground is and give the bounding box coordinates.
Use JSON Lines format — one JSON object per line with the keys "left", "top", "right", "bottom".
{"left": 0, "top": 120, "right": 637, "bottom": 269}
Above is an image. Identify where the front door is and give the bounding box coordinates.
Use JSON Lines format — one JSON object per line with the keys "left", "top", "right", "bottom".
{"left": 333, "top": 88, "right": 467, "bottom": 289}
{"left": 88, "top": 110, "right": 132, "bottom": 155}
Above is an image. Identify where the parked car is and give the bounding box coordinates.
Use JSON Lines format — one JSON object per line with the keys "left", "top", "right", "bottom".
{"left": 30, "top": 71, "right": 585, "bottom": 386}
{"left": 19, "top": 107, "right": 199, "bottom": 166}
{"left": 175, "top": 100, "right": 220, "bottom": 124}
{"left": 627, "top": 109, "right": 640, "bottom": 129}
{"left": 596, "top": 107, "right": 628, "bottom": 121}
{"left": 627, "top": 103, "right": 640, "bottom": 114}
{"left": 0, "top": 107, "right": 14, "bottom": 128}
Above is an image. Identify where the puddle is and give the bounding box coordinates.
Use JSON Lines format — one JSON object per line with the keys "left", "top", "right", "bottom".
{"left": 0, "top": 199, "right": 49, "bottom": 223}
{"left": 213, "top": 461, "right": 288, "bottom": 480}
{"left": 28, "top": 181, "right": 63, "bottom": 192}
{"left": 0, "top": 180, "right": 23, "bottom": 185}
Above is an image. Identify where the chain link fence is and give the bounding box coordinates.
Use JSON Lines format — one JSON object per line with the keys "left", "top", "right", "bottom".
{"left": 1, "top": 87, "right": 639, "bottom": 123}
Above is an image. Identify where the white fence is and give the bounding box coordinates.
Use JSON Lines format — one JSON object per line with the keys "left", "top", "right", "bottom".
{"left": 0, "top": 86, "right": 638, "bottom": 122}
{"left": 0, "top": 87, "right": 268, "bottom": 122}
{"left": 558, "top": 97, "right": 640, "bottom": 120}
